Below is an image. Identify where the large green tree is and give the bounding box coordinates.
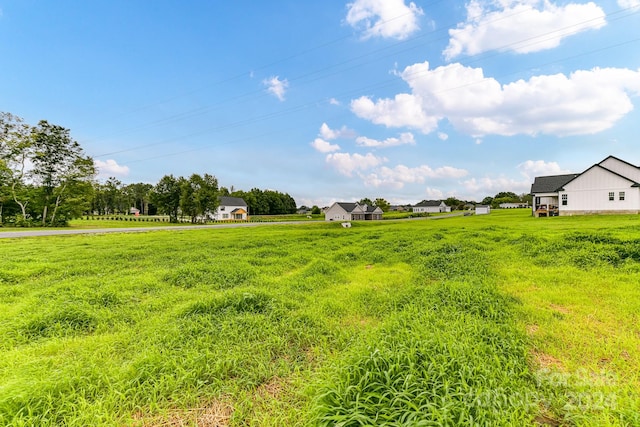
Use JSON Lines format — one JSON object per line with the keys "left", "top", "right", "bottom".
{"left": 30, "top": 120, "right": 96, "bottom": 226}
{"left": 151, "top": 175, "right": 182, "bottom": 222}
{"left": 180, "top": 173, "right": 219, "bottom": 223}
{"left": 0, "top": 112, "right": 33, "bottom": 222}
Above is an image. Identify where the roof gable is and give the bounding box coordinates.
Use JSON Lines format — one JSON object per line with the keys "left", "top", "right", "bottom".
{"left": 414, "top": 200, "right": 444, "bottom": 207}
{"left": 335, "top": 202, "right": 358, "bottom": 213}
{"left": 530, "top": 174, "right": 579, "bottom": 194}
{"left": 219, "top": 196, "right": 247, "bottom": 207}
{"left": 563, "top": 164, "right": 640, "bottom": 189}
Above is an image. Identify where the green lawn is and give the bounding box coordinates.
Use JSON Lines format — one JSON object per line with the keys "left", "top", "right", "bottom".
{"left": 0, "top": 210, "right": 638, "bottom": 425}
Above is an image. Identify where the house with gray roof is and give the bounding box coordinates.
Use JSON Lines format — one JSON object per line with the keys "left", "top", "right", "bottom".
{"left": 531, "top": 156, "right": 640, "bottom": 216}
{"left": 324, "top": 202, "right": 383, "bottom": 221}
{"left": 211, "top": 196, "right": 248, "bottom": 221}
{"left": 412, "top": 200, "right": 451, "bottom": 214}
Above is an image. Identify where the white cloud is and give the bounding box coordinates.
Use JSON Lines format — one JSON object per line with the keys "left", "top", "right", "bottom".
{"left": 444, "top": 0, "right": 606, "bottom": 60}
{"left": 310, "top": 138, "right": 341, "bottom": 153}
{"left": 345, "top": 0, "right": 423, "bottom": 40}
{"left": 618, "top": 0, "right": 640, "bottom": 10}
{"left": 356, "top": 132, "right": 415, "bottom": 148}
{"left": 95, "top": 159, "right": 129, "bottom": 178}
{"left": 362, "top": 163, "right": 468, "bottom": 188}
{"left": 263, "top": 76, "right": 288, "bottom": 101}
{"left": 424, "top": 187, "right": 445, "bottom": 199}
{"left": 325, "top": 152, "right": 386, "bottom": 176}
{"left": 517, "top": 160, "right": 569, "bottom": 181}
{"left": 353, "top": 61, "right": 640, "bottom": 137}
{"left": 319, "top": 122, "right": 356, "bottom": 140}
{"left": 351, "top": 93, "right": 439, "bottom": 133}
{"left": 329, "top": 98, "right": 341, "bottom": 105}
{"left": 462, "top": 176, "right": 531, "bottom": 197}
{"left": 437, "top": 132, "right": 448, "bottom": 141}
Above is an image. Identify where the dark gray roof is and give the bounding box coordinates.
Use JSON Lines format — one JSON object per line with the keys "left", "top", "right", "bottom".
{"left": 530, "top": 174, "right": 579, "bottom": 194}
{"left": 414, "top": 200, "right": 444, "bottom": 207}
{"left": 335, "top": 202, "right": 358, "bottom": 212}
{"left": 219, "top": 196, "right": 247, "bottom": 207}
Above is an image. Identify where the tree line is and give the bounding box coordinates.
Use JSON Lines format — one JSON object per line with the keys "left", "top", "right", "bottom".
{"left": 1, "top": 112, "right": 297, "bottom": 227}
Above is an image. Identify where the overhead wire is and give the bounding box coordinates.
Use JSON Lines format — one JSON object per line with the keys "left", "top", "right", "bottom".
{"left": 90, "top": 4, "right": 640, "bottom": 163}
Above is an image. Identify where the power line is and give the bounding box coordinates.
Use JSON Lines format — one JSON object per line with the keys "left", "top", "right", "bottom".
{"left": 90, "top": 5, "right": 640, "bottom": 162}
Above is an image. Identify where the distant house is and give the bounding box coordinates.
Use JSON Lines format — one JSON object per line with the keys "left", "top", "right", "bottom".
{"left": 475, "top": 205, "right": 491, "bottom": 215}
{"left": 324, "top": 202, "right": 383, "bottom": 221}
{"left": 531, "top": 156, "right": 640, "bottom": 217}
{"left": 412, "top": 200, "right": 451, "bottom": 214}
{"left": 211, "top": 196, "right": 248, "bottom": 221}
{"left": 499, "top": 202, "right": 529, "bottom": 209}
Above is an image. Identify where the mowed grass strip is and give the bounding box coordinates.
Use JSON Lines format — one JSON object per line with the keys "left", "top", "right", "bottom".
{"left": 0, "top": 211, "right": 638, "bottom": 425}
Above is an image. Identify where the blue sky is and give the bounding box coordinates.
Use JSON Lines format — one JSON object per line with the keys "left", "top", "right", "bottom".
{"left": 1, "top": 0, "right": 639, "bottom": 207}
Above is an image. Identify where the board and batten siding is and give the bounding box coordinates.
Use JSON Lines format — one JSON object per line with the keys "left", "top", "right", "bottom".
{"left": 560, "top": 167, "right": 640, "bottom": 214}
{"left": 600, "top": 157, "right": 640, "bottom": 183}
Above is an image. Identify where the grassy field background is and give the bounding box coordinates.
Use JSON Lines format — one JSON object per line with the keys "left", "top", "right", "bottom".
{"left": 0, "top": 210, "right": 638, "bottom": 425}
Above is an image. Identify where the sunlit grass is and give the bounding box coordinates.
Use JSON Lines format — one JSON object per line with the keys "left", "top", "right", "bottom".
{"left": 0, "top": 211, "right": 639, "bottom": 425}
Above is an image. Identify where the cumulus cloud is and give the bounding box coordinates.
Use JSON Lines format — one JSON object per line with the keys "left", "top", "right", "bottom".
{"left": 437, "top": 132, "right": 448, "bottom": 141}
{"left": 325, "top": 152, "right": 386, "bottom": 176}
{"left": 346, "top": 0, "right": 423, "bottom": 40}
{"left": 424, "top": 187, "right": 445, "bottom": 199}
{"left": 462, "top": 176, "right": 531, "bottom": 197}
{"left": 517, "top": 159, "right": 570, "bottom": 180}
{"left": 362, "top": 163, "right": 468, "bottom": 188}
{"left": 95, "top": 159, "right": 129, "bottom": 178}
{"left": 329, "top": 98, "right": 341, "bottom": 105}
{"left": 356, "top": 132, "right": 416, "bottom": 148}
{"left": 311, "top": 138, "right": 341, "bottom": 153}
{"left": 618, "top": 0, "right": 640, "bottom": 10}
{"left": 444, "top": 0, "right": 606, "bottom": 60}
{"left": 351, "top": 93, "right": 439, "bottom": 133}
{"left": 263, "top": 76, "right": 288, "bottom": 101}
{"left": 319, "top": 122, "right": 356, "bottom": 140}
{"left": 352, "top": 61, "right": 640, "bottom": 137}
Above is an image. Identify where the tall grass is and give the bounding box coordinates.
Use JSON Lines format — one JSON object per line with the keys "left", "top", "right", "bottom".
{"left": 0, "top": 211, "right": 638, "bottom": 425}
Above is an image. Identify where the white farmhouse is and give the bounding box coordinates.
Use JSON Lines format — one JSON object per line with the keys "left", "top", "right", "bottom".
{"left": 531, "top": 156, "right": 640, "bottom": 217}
{"left": 412, "top": 200, "right": 451, "bottom": 214}
{"left": 324, "top": 202, "right": 383, "bottom": 221}
{"left": 211, "top": 196, "right": 248, "bottom": 220}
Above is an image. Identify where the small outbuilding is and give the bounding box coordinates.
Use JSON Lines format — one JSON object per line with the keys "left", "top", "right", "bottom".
{"left": 475, "top": 205, "right": 491, "bottom": 215}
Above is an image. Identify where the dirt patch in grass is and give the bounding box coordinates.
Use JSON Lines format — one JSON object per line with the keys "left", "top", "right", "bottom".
{"left": 133, "top": 399, "right": 234, "bottom": 427}
{"left": 549, "top": 304, "right": 570, "bottom": 315}
{"left": 526, "top": 324, "right": 539, "bottom": 335}
{"left": 531, "top": 350, "right": 564, "bottom": 370}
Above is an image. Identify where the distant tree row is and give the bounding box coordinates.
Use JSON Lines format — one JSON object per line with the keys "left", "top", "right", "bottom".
{"left": 221, "top": 187, "right": 297, "bottom": 216}
{"left": 481, "top": 192, "right": 532, "bottom": 208}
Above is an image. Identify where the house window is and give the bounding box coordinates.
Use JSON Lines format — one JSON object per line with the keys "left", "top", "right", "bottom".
{"left": 609, "top": 192, "right": 615, "bottom": 201}
{"left": 223, "top": 213, "right": 229, "bottom": 219}
{"left": 620, "top": 191, "right": 625, "bottom": 201}
{"left": 561, "top": 194, "right": 567, "bottom": 206}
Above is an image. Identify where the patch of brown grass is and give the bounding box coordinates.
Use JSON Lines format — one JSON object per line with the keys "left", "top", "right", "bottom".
{"left": 132, "top": 399, "right": 234, "bottom": 427}
{"left": 531, "top": 349, "right": 564, "bottom": 370}
{"left": 549, "top": 304, "right": 570, "bottom": 315}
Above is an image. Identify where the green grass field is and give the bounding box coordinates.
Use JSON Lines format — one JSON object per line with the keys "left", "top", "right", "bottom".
{"left": 0, "top": 210, "right": 638, "bottom": 426}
